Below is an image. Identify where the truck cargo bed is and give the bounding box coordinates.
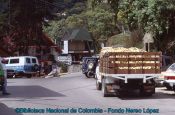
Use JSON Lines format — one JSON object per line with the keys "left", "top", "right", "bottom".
{"left": 100, "top": 52, "right": 162, "bottom": 74}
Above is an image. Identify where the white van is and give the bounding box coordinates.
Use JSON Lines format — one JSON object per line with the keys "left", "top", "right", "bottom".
{"left": 4, "top": 56, "right": 39, "bottom": 77}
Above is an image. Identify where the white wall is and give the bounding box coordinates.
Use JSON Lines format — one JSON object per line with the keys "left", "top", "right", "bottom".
{"left": 50, "top": 47, "right": 59, "bottom": 61}
{"left": 62, "top": 40, "right": 68, "bottom": 54}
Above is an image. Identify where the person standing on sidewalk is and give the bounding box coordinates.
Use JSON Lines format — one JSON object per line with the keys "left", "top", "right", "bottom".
{"left": 0, "top": 57, "right": 10, "bottom": 95}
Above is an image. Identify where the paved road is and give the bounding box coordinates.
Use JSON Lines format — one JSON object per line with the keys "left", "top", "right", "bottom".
{"left": 0, "top": 72, "right": 175, "bottom": 115}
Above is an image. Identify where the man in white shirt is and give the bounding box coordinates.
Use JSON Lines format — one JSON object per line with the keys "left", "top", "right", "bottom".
{"left": 0, "top": 57, "right": 10, "bottom": 95}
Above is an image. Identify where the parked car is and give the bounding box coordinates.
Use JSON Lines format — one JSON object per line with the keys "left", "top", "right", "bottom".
{"left": 58, "top": 54, "right": 72, "bottom": 65}
{"left": 4, "top": 56, "right": 39, "bottom": 78}
{"left": 82, "top": 57, "right": 99, "bottom": 78}
{"left": 161, "top": 63, "right": 175, "bottom": 90}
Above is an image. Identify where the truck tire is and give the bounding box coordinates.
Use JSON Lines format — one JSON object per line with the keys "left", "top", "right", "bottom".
{"left": 140, "top": 91, "right": 154, "bottom": 96}
{"left": 84, "top": 73, "right": 89, "bottom": 78}
{"left": 87, "top": 71, "right": 94, "bottom": 78}
{"left": 102, "top": 79, "right": 109, "bottom": 97}
{"left": 140, "top": 86, "right": 155, "bottom": 96}
{"left": 7, "top": 75, "right": 13, "bottom": 78}
{"left": 0, "top": 82, "right": 3, "bottom": 90}
{"left": 96, "top": 79, "right": 102, "bottom": 90}
{"left": 173, "top": 85, "right": 175, "bottom": 91}
{"left": 165, "top": 85, "right": 172, "bottom": 90}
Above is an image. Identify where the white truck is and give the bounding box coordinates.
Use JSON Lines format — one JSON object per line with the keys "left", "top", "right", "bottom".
{"left": 95, "top": 48, "right": 162, "bottom": 97}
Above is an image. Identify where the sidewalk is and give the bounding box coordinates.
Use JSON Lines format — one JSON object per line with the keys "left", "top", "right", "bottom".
{"left": 44, "top": 72, "right": 82, "bottom": 78}
{"left": 59, "top": 72, "right": 82, "bottom": 77}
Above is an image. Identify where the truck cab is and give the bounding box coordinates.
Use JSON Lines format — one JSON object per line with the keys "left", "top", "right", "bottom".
{"left": 82, "top": 56, "right": 99, "bottom": 78}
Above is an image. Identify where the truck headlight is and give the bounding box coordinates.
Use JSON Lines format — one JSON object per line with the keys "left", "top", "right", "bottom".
{"left": 88, "top": 62, "right": 94, "bottom": 69}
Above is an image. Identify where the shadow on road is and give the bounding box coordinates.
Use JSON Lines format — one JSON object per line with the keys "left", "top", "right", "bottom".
{"left": 118, "top": 92, "right": 175, "bottom": 100}
{"left": 0, "top": 86, "right": 65, "bottom": 98}
{"left": 0, "top": 103, "right": 23, "bottom": 115}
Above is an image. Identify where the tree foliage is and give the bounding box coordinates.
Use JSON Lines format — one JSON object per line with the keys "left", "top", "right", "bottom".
{"left": 85, "top": 4, "right": 115, "bottom": 41}
{"left": 5, "top": 0, "right": 55, "bottom": 54}
{"left": 44, "top": 19, "right": 66, "bottom": 40}
{"left": 93, "top": 0, "right": 175, "bottom": 52}
{"left": 44, "top": 1, "right": 115, "bottom": 43}
{"left": 119, "top": 0, "right": 175, "bottom": 51}
{"left": 0, "top": 0, "right": 8, "bottom": 38}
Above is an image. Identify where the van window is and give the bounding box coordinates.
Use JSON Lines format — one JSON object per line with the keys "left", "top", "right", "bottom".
{"left": 32, "top": 58, "right": 36, "bottom": 63}
{"left": 26, "top": 58, "right": 31, "bottom": 64}
{"left": 10, "top": 59, "right": 19, "bottom": 64}
{"left": 4, "top": 59, "right": 9, "bottom": 64}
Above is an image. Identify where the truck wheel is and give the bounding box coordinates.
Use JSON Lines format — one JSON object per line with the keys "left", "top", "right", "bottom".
{"left": 173, "top": 85, "right": 175, "bottom": 91}
{"left": 7, "top": 75, "right": 13, "bottom": 78}
{"left": 87, "top": 71, "right": 95, "bottom": 78}
{"left": 102, "top": 79, "right": 109, "bottom": 97}
{"left": 86, "top": 71, "right": 94, "bottom": 78}
{"left": 84, "top": 73, "right": 89, "bottom": 78}
{"left": 165, "top": 86, "right": 172, "bottom": 90}
{"left": 0, "top": 82, "right": 3, "bottom": 90}
{"left": 140, "top": 92, "right": 153, "bottom": 96}
{"left": 140, "top": 87, "right": 155, "bottom": 97}
{"left": 96, "top": 79, "right": 102, "bottom": 90}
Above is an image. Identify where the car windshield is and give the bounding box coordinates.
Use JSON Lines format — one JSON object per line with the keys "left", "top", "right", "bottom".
{"left": 167, "top": 64, "right": 175, "bottom": 71}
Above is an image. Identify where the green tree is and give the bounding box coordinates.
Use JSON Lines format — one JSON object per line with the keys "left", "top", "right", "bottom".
{"left": 44, "top": 0, "right": 115, "bottom": 52}
{"left": 119, "top": 0, "right": 175, "bottom": 51}
{"left": 44, "top": 1, "right": 88, "bottom": 41}
{"left": 0, "top": 0, "right": 8, "bottom": 38}
{"left": 91, "top": 0, "right": 119, "bottom": 21}
{"left": 44, "top": 19, "right": 67, "bottom": 40}
{"left": 93, "top": 0, "right": 175, "bottom": 52}
{"left": 7, "top": 0, "right": 55, "bottom": 54}
{"left": 85, "top": 5, "right": 114, "bottom": 42}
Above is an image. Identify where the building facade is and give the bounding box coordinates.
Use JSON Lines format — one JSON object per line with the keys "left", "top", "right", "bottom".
{"left": 61, "top": 28, "right": 94, "bottom": 63}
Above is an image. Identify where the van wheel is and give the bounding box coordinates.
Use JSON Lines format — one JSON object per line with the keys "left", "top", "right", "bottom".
{"left": 33, "top": 64, "right": 39, "bottom": 72}
{"left": 26, "top": 74, "right": 32, "bottom": 78}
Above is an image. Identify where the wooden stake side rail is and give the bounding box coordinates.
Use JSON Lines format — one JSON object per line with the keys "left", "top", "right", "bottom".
{"left": 100, "top": 52, "right": 162, "bottom": 74}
